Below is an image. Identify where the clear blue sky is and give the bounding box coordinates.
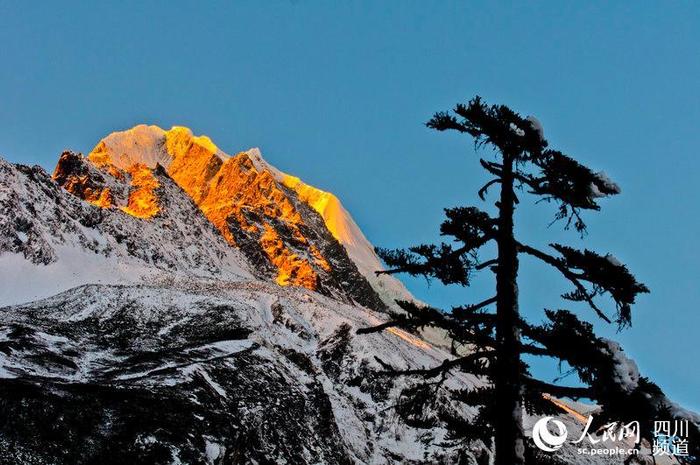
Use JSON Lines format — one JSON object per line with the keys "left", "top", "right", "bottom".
{"left": 1, "top": 2, "right": 698, "bottom": 411}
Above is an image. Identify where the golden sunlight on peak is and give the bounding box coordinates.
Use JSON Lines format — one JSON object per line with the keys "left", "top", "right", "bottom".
{"left": 120, "top": 164, "right": 160, "bottom": 219}
{"left": 77, "top": 126, "right": 360, "bottom": 293}
{"left": 90, "top": 188, "right": 114, "bottom": 209}
{"left": 89, "top": 124, "right": 168, "bottom": 171}
{"left": 260, "top": 224, "right": 319, "bottom": 288}
{"left": 88, "top": 141, "right": 111, "bottom": 167}
{"left": 165, "top": 126, "right": 223, "bottom": 158}
{"left": 281, "top": 174, "right": 354, "bottom": 245}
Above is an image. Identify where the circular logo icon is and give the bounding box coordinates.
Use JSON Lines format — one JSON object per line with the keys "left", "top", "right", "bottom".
{"left": 532, "top": 416, "right": 568, "bottom": 452}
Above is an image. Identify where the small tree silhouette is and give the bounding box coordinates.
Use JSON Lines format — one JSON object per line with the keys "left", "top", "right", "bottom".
{"left": 358, "top": 97, "right": 667, "bottom": 464}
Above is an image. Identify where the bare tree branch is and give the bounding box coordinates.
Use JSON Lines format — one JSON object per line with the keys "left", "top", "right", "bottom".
{"left": 478, "top": 179, "right": 501, "bottom": 200}
{"left": 453, "top": 296, "right": 497, "bottom": 315}
{"left": 479, "top": 158, "right": 503, "bottom": 176}
{"left": 475, "top": 259, "right": 498, "bottom": 270}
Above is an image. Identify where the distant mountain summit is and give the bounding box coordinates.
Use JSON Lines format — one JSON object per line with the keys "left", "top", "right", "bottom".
{"left": 52, "top": 124, "right": 413, "bottom": 311}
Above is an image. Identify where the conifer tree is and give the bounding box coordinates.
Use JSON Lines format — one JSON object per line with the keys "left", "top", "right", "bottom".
{"left": 358, "top": 97, "right": 670, "bottom": 464}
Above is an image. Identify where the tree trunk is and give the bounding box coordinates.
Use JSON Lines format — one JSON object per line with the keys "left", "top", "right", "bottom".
{"left": 494, "top": 154, "right": 525, "bottom": 465}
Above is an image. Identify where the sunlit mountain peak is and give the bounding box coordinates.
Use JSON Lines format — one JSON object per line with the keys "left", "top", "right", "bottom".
{"left": 52, "top": 124, "right": 415, "bottom": 310}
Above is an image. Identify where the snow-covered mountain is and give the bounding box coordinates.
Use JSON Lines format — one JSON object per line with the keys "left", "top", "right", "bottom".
{"left": 0, "top": 127, "right": 693, "bottom": 465}
{"left": 0, "top": 127, "right": 470, "bottom": 464}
